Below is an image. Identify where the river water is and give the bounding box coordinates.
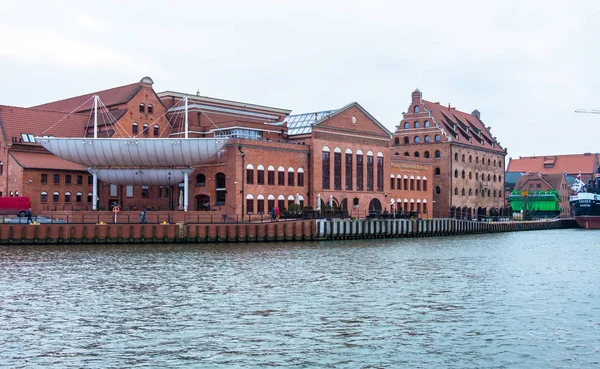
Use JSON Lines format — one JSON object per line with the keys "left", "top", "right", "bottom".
{"left": 1, "top": 229, "right": 599, "bottom": 368}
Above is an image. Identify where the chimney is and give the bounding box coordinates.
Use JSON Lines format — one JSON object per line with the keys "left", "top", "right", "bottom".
{"left": 472, "top": 109, "right": 481, "bottom": 119}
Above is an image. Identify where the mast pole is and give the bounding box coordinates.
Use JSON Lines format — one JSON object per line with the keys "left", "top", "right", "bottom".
{"left": 93, "top": 95, "right": 98, "bottom": 139}
{"left": 184, "top": 95, "right": 189, "bottom": 139}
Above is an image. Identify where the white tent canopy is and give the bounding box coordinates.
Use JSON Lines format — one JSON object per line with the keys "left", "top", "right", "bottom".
{"left": 91, "top": 168, "right": 193, "bottom": 185}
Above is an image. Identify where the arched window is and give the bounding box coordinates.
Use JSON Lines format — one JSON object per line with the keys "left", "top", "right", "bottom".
{"left": 424, "top": 135, "right": 431, "bottom": 143}
{"left": 322, "top": 146, "right": 330, "bottom": 189}
{"left": 435, "top": 150, "right": 441, "bottom": 158}
{"left": 487, "top": 174, "right": 491, "bottom": 181}
{"left": 143, "top": 123, "right": 149, "bottom": 136}
{"left": 153, "top": 125, "right": 159, "bottom": 136}
{"left": 246, "top": 194, "right": 254, "bottom": 213}
{"left": 196, "top": 173, "right": 206, "bottom": 186}
{"left": 414, "top": 106, "right": 420, "bottom": 113}
{"left": 288, "top": 167, "right": 295, "bottom": 186}
{"left": 435, "top": 186, "right": 441, "bottom": 194}
{"left": 461, "top": 188, "right": 465, "bottom": 196}
{"left": 476, "top": 172, "right": 479, "bottom": 180}
{"left": 148, "top": 104, "right": 154, "bottom": 114}
{"left": 455, "top": 153, "right": 458, "bottom": 161}
{"left": 139, "top": 103, "right": 145, "bottom": 113}
{"left": 268, "top": 165, "right": 276, "bottom": 186}
{"left": 499, "top": 175, "right": 502, "bottom": 182}
{"left": 462, "top": 154, "right": 465, "bottom": 162}
{"left": 414, "top": 122, "right": 420, "bottom": 128}
{"left": 53, "top": 191, "right": 59, "bottom": 203}
{"left": 424, "top": 120, "right": 430, "bottom": 128}
{"left": 76, "top": 192, "right": 82, "bottom": 203}
{"left": 493, "top": 189, "right": 497, "bottom": 197}
{"left": 499, "top": 161, "right": 503, "bottom": 168}
{"left": 404, "top": 122, "right": 409, "bottom": 129}
{"left": 476, "top": 156, "right": 479, "bottom": 164}
{"left": 278, "top": 166, "right": 286, "bottom": 186}
{"left": 424, "top": 151, "right": 430, "bottom": 158}
{"left": 461, "top": 170, "right": 465, "bottom": 179}
{"left": 488, "top": 189, "right": 491, "bottom": 197}
{"left": 493, "top": 159, "right": 497, "bottom": 167}
{"left": 454, "top": 187, "right": 458, "bottom": 195}
{"left": 469, "top": 188, "right": 472, "bottom": 196}
{"left": 475, "top": 189, "right": 479, "bottom": 196}
{"left": 404, "top": 152, "right": 410, "bottom": 156}
{"left": 394, "top": 137, "right": 400, "bottom": 145}
{"left": 65, "top": 191, "right": 71, "bottom": 203}
{"left": 469, "top": 155, "right": 472, "bottom": 163}
{"left": 488, "top": 159, "right": 491, "bottom": 166}
{"left": 87, "top": 192, "right": 93, "bottom": 203}
{"left": 215, "top": 173, "right": 226, "bottom": 205}
{"left": 435, "top": 168, "right": 441, "bottom": 176}
{"left": 414, "top": 136, "right": 420, "bottom": 143}
{"left": 40, "top": 191, "right": 47, "bottom": 203}
{"left": 404, "top": 137, "right": 409, "bottom": 144}
{"left": 414, "top": 151, "right": 420, "bottom": 158}
{"left": 435, "top": 135, "right": 441, "bottom": 142}
{"left": 132, "top": 122, "right": 138, "bottom": 134}
{"left": 493, "top": 174, "right": 497, "bottom": 182}
{"left": 454, "top": 170, "right": 458, "bottom": 178}
{"left": 257, "top": 165, "right": 265, "bottom": 185}
{"left": 469, "top": 171, "right": 472, "bottom": 179}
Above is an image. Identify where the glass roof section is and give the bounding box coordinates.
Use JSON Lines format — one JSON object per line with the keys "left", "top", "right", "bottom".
{"left": 285, "top": 109, "right": 338, "bottom": 136}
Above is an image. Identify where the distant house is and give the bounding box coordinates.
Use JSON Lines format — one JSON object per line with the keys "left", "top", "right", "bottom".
{"left": 507, "top": 153, "right": 600, "bottom": 183}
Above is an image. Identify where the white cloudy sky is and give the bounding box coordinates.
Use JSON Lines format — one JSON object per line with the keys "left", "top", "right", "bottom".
{"left": 1, "top": 1, "right": 599, "bottom": 159}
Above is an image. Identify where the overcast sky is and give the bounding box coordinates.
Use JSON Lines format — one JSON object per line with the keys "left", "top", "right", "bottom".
{"left": 1, "top": 1, "right": 599, "bottom": 159}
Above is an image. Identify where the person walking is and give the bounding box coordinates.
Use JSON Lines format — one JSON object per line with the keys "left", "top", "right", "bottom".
{"left": 275, "top": 207, "right": 280, "bottom": 222}
{"left": 271, "top": 207, "right": 276, "bottom": 222}
{"left": 26, "top": 208, "right": 33, "bottom": 224}
{"left": 140, "top": 209, "right": 147, "bottom": 223}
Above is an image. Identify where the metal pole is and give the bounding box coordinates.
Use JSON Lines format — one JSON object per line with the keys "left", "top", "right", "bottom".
{"left": 93, "top": 95, "right": 98, "bottom": 139}
{"left": 184, "top": 169, "right": 189, "bottom": 211}
{"left": 168, "top": 171, "right": 172, "bottom": 223}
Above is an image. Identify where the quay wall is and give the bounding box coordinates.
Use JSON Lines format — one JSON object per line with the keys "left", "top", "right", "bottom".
{"left": 0, "top": 218, "right": 576, "bottom": 245}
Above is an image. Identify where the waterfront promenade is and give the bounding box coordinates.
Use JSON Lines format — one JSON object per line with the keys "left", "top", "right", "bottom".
{"left": 0, "top": 217, "right": 576, "bottom": 245}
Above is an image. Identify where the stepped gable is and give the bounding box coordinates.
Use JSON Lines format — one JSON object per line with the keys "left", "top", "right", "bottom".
{"left": 10, "top": 150, "right": 87, "bottom": 171}
{"left": 507, "top": 153, "right": 600, "bottom": 175}
{"left": 422, "top": 100, "right": 503, "bottom": 152}
{"left": 31, "top": 81, "right": 144, "bottom": 112}
{"left": 0, "top": 105, "right": 90, "bottom": 143}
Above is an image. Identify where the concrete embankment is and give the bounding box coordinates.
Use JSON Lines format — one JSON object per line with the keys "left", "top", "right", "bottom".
{"left": 0, "top": 218, "right": 577, "bottom": 245}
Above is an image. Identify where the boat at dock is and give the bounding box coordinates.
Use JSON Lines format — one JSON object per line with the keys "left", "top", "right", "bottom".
{"left": 569, "top": 167, "right": 600, "bottom": 229}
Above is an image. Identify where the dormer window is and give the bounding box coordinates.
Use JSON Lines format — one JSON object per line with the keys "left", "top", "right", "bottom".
{"left": 148, "top": 104, "right": 154, "bottom": 114}
{"left": 139, "top": 103, "right": 145, "bottom": 113}
{"left": 21, "top": 133, "right": 35, "bottom": 143}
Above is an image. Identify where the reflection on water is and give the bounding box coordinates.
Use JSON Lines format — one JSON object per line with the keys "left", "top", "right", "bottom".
{"left": 1, "top": 229, "right": 599, "bottom": 368}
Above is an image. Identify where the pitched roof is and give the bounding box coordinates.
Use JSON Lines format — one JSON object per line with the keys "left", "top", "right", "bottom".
{"left": 507, "top": 154, "right": 600, "bottom": 175}
{"left": 0, "top": 105, "right": 90, "bottom": 143}
{"left": 422, "top": 100, "right": 504, "bottom": 153}
{"left": 514, "top": 172, "right": 564, "bottom": 192}
{"left": 10, "top": 151, "right": 88, "bottom": 171}
{"left": 31, "top": 82, "right": 144, "bottom": 113}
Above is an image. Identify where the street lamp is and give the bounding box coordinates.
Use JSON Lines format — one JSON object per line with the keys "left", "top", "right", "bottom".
{"left": 168, "top": 170, "right": 172, "bottom": 224}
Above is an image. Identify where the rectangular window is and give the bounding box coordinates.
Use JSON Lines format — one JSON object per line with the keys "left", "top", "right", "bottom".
{"left": 356, "top": 155, "right": 363, "bottom": 191}
{"left": 76, "top": 175, "right": 83, "bottom": 185}
{"left": 257, "top": 199, "right": 264, "bottom": 213}
{"left": 257, "top": 170, "right": 265, "bottom": 185}
{"left": 322, "top": 151, "right": 330, "bottom": 189}
{"left": 65, "top": 175, "right": 72, "bottom": 184}
{"left": 246, "top": 199, "right": 254, "bottom": 214}
{"left": 367, "top": 155, "right": 374, "bottom": 191}
{"left": 377, "top": 157, "right": 383, "bottom": 192}
{"left": 345, "top": 154, "right": 352, "bottom": 190}
{"left": 268, "top": 170, "right": 275, "bottom": 185}
{"left": 53, "top": 174, "right": 60, "bottom": 184}
{"left": 288, "top": 171, "right": 294, "bottom": 186}
{"left": 334, "top": 152, "right": 341, "bottom": 190}
{"left": 41, "top": 173, "right": 48, "bottom": 183}
{"left": 246, "top": 169, "right": 254, "bottom": 184}
{"left": 88, "top": 175, "right": 93, "bottom": 185}
{"left": 297, "top": 172, "right": 304, "bottom": 187}
{"left": 126, "top": 185, "right": 133, "bottom": 197}
{"left": 159, "top": 186, "right": 163, "bottom": 197}
{"left": 278, "top": 171, "right": 285, "bottom": 186}
{"left": 110, "top": 184, "right": 118, "bottom": 197}
{"left": 141, "top": 186, "right": 149, "bottom": 198}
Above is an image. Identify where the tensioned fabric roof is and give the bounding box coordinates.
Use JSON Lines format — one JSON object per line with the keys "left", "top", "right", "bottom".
{"left": 92, "top": 168, "right": 192, "bottom": 185}
{"left": 36, "top": 137, "right": 227, "bottom": 167}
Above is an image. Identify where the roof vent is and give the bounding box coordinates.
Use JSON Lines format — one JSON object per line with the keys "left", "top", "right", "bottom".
{"left": 140, "top": 76, "right": 154, "bottom": 85}
{"left": 472, "top": 109, "right": 481, "bottom": 119}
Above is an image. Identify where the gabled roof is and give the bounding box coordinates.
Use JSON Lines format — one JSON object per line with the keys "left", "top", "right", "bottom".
{"left": 286, "top": 102, "right": 391, "bottom": 137}
{"left": 10, "top": 151, "right": 88, "bottom": 171}
{"left": 422, "top": 100, "right": 504, "bottom": 153}
{"left": 32, "top": 82, "right": 145, "bottom": 113}
{"left": 514, "top": 172, "right": 565, "bottom": 192}
{"left": 0, "top": 105, "right": 90, "bottom": 143}
{"left": 507, "top": 153, "right": 600, "bottom": 175}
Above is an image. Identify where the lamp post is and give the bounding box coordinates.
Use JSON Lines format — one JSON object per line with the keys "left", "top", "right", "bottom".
{"left": 168, "top": 170, "right": 172, "bottom": 224}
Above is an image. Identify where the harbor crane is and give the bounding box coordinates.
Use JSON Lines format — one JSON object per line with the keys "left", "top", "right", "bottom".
{"left": 575, "top": 109, "right": 600, "bottom": 114}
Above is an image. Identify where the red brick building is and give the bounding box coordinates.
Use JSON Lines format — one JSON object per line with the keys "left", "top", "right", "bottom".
{"left": 392, "top": 89, "right": 506, "bottom": 218}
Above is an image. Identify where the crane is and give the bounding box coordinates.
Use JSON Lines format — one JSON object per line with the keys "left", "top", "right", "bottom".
{"left": 575, "top": 109, "right": 600, "bottom": 114}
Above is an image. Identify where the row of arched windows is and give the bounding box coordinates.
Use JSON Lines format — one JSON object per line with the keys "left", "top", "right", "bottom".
{"left": 389, "top": 174, "right": 428, "bottom": 192}
{"left": 390, "top": 198, "right": 428, "bottom": 214}
{"left": 453, "top": 170, "right": 503, "bottom": 182}
{"left": 453, "top": 188, "right": 503, "bottom": 198}
{"left": 394, "top": 135, "right": 441, "bottom": 145}
{"left": 245, "top": 194, "right": 305, "bottom": 214}
{"left": 454, "top": 153, "right": 503, "bottom": 167}
{"left": 245, "top": 165, "right": 305, "bottom": 187}
{"left": 139, "top": 103, "right": 154, "bottom": 114}
{"left": 402, "top": 120, "right": 430, "bottom": 129}
{"left": 397, "top": 150, "right": 441, "bottom": 158}
{"left": 40, "top": 191, "right": 92, "bottom": 203}
{"left": 132, "top": 122, "right": 160, "bottom": 137}
{"left": 322, "top": 147, "right": 384, "bottom": 192}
